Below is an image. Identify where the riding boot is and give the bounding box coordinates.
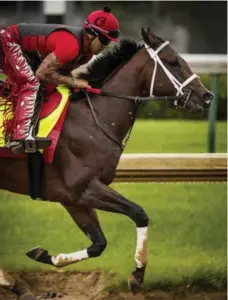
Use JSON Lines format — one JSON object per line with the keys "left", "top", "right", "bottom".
{"left": 9, "top": 82, "right": 51, "bottom": 153}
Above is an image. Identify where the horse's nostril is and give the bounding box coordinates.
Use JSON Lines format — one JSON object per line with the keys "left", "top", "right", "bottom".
{"left": 203, "top": 92, "right": 214, "bottom": 104}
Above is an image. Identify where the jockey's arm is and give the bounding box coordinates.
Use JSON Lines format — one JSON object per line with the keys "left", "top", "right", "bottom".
{"left": 35, "top": 30, "right": 90, "bottom": 89}
{"left": 35, "top": 53, "right": 89, "bottom": 89}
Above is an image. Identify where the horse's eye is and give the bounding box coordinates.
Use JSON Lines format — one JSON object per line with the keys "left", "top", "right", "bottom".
{"left": 169, "top": 59, "right": 180, "bottom": 67}
{"left": 161, "top": 58, "right": 180, "bottom": 67}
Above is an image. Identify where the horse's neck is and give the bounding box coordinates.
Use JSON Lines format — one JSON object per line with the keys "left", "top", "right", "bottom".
{"left": 105, "top": 50, "right": 145, "bottom": 95}
{"left": 98, "top": 50, "right": 146, "bottom": 141}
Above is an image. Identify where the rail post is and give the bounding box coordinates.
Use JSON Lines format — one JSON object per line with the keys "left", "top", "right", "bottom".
{"left": 208, "top": 73, "right": 220, "bottom": 153}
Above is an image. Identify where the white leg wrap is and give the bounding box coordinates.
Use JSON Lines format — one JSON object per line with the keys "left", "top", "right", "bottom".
{"left": 51, "top": 249, "right": 89, "bottom": 267}
{"left": 135, "top": 227, "right": 148, "bottom": 268}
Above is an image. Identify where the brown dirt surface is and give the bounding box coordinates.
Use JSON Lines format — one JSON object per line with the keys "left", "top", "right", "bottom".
{"left": 0, "top": 271, "right": 226, "bottom": 300}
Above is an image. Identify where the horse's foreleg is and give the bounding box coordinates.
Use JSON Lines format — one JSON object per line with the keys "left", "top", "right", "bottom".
{"left": 80, "top": 180, "right": 149, "bottom": 293}
{"left": 27, "top": 204, "right": 107, "bottom": 268}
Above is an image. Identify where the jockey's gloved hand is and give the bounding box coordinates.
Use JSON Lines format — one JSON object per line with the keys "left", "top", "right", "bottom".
{"left": 74, "top": 78, "right": 91, "bottom": 89}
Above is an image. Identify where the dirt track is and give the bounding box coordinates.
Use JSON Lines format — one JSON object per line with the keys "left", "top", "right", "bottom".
{"left": 0, "top": 272, "right": 226, "bottom": 300}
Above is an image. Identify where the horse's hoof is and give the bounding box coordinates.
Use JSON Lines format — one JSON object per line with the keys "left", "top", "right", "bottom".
{"left": 128, "top": 275, "right": 143, "bottom": 295}
{"left": 128, "top": 267, "right": 145, "bottom": 294}
{"left": 26, "top": 247, "right": 52, "bottom": 265}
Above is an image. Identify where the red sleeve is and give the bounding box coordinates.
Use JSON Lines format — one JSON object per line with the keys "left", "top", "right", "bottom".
{"left": 9, "top": 25, "right": 20, "bottom": 39}
{"left": 46, "top": 30, "right": 80, "bottom": 65}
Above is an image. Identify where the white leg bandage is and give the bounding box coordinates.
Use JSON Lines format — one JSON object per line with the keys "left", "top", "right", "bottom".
{"left": 135, "top": 227, "right": 148, "bottom": 268}
{"left": 51, "top": 249, "right": 89, "bottom": 267}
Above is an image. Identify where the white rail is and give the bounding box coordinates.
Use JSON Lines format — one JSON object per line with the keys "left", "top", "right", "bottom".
{"left": 180, "top": 54, "right": 227, "bottom": 74}
{"left": 117, "top": 153, "right": 227, "bottom": 170}
{"left": 115, "top": 153, "right": 227, "bottom": 182}
{"left": 73, "top": 54, "right": 227, "bottom": 76}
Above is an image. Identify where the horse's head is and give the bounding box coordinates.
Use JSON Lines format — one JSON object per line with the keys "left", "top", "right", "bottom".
{"left": 141, "top": 28, "right": 214, "bottom": 112}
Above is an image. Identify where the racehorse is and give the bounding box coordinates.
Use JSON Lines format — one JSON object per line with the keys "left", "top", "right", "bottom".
{"left": 0, "top": 27, "right": 213, "bottom": 299}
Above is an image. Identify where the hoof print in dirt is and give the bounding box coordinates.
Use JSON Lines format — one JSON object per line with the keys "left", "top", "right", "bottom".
{"left": 43, "top": 291, "right": 64, "bottom": 298}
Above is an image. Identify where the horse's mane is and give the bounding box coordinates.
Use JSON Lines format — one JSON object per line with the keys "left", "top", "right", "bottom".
{"left": 79, "top": 39, "right": 143, "bottom": 88}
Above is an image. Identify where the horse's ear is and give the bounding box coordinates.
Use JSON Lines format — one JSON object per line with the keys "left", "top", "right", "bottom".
{"left": 141, "top": 28, "right": 150, "bottom": 45}
{"left": 141, "top": 28, "right": 147, "bottom": 39}
{"left": 147, "top": 27, "right": 151, "bottom": 34}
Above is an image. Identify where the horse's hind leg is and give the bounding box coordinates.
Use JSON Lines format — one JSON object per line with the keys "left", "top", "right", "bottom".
{"left": 60, "top": 204, "right": 107, "bottom": 261}
{"left": 26, "top": 204, "right": 107, "bottom": 268}
{"left": 0, "top": 268, "right": 37, "bottom": 300}
{"left": 80, "top": 180, "right": 149, "bottom": 294}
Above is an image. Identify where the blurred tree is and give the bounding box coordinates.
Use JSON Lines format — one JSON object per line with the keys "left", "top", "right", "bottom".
{"left": 67, "top": 1, "right": 226, "bottom": 54}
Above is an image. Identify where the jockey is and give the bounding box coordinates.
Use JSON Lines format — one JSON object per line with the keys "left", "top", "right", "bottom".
{"left": 0, "top": 6, "right": 120, "bottom": 152}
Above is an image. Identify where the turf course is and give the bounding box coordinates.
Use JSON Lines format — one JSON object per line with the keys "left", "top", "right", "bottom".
{"left": 0, "top": 182, "right": 226, "bottom": 290}
{"left": 124, "top": 120, "right": 226, "bottom": 153}
{"left": 0, "top": 120, "right": 226, "bottom": 290}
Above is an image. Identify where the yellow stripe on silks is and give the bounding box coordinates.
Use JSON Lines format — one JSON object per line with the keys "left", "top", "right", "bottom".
{"left": 0, "top": 72, "right": 10, "bottom": 147}
{"left": 0, "top": 100, "right": 13, "bottom": 147}
{"left": 0, "top": 85, "right": 70, "bottom": 148}
{"left": 0, "top": 72, "right": 12, "bottom": 147}
{"left": 37, "top": 85, "right": 70, "bottom": 138}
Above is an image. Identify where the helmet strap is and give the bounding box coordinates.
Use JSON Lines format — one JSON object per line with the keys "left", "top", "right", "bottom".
{"left": 85, "top": 21, "right": 98, "bottom": 37}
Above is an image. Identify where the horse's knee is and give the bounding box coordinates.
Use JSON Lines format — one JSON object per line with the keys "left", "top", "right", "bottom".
{"left": 131, "top": 206, "right": 149, "bottom": 227}
{"left": 87, "top": 237, "right": 107, "bottom": 258}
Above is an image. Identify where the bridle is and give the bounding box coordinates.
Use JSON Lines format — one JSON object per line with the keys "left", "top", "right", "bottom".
{"left": 79, "top": 40, "right": 202, "bottom": 151}
{"left": 145, "top": 41, "right": 199, "bottom": 108}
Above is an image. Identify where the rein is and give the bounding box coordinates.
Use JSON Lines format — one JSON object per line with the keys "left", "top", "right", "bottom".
{"left": 84, "top": 90, "right": 141, "bottom": 152}
{"left": 83, "top": 88, "right": 185, "bottom": 153}
{"left": 84, "top": 91, "right": 124, "bottom": 150}
{"left": 83, "top": 87, "right": 186, "bottom": 104}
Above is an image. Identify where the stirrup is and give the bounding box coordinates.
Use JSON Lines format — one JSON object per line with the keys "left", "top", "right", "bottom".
{"left": 8, "top": 125, "right": 52, "bottom": 154}
{"left": 7, "top": 140, "right": 24, "bottom": 154}
{"left": 24, "top": 125, "right": 36, "bottom": 153}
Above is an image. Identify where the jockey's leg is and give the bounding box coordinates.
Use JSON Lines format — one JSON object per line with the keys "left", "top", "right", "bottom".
{"left": 0, "top": 37, "right": 7, "bottom": 86}
{"left": 0, "top": 39, "right": 4, "bottom": 72}
{"left": 0, "top": 28, "right": 39, "bottom": 141}
{"left": 0, "top": 28, "right": 50, "bottom": 152}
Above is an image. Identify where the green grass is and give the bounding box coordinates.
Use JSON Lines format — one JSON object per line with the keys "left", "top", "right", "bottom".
{"left": 124, "top": 120, "right": 227, "bottom": 153}
{"left": 0, "top": 183, "right": 226, "bottom": 290}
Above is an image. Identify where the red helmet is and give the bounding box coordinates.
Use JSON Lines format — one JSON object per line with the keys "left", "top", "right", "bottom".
{"left": 84, "top": 7, "right": 120, "bottom": 42}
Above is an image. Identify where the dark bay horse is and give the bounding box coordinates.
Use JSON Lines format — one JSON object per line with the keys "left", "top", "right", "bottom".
{"left": 0, "top": 28, "right": 213, "bottom": 297}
